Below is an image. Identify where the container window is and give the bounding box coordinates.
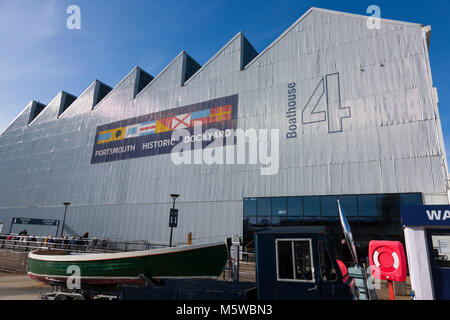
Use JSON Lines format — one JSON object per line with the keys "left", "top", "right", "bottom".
{"left": 294, "top": 240, "right": 313, "bottom": 281}
{"left": 277, "top": 240, "right": 294, "bottom": 280}
{"left": 276, "top": 239, "right": 314, "bottom": 282}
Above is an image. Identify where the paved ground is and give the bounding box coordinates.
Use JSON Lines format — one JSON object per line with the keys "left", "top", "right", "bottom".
{"left": 0, "top": 271, "right": 411, "bottom": 300}
{"left": 375, "top": 278, "right": 412, "bottom": 300}
{"left": 0, "top": 273, "right": 49, "bottom": 300}
{"left": 233, "top": 262, "right": 412, "bottom": 300}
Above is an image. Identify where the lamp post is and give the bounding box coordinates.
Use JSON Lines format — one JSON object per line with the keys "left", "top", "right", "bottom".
{"left": 60, "top": 202, "right": 71, "bottom": 237}
{"left": 169, "top": 194, "right": 179, "bottom": 247}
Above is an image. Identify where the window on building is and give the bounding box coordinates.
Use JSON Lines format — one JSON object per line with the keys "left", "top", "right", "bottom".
{"left": 247, "top": 217, "right": 257, "bottom": 227}
{"left": 400, "top": 193, "right": 423, "bottom": 207}
{"left": 258, "top": 198, "right": 271, "bottom": 217}
{"left": 276, "top": 239, "right": 314, "bottom": 282}
{"left": 257, "top": 216, "right": 271, "bottom": 226}
{"left": 358, "top": 195, "right": 378, "bottom": 217}
{"left": 272, "top": 197, "right": 287, "bottom": 216}
{"left": 272, "top": 216, "right": 289, "bottom": 226}
{"left": 338, "top": 195, "right": 358, "bottom": 217}
{"left": 243, "top": 198, "right": 257, "bottom": 217}
{"left": 287, "top": 216, "right": 303, "bottom": 222}
{"left": 242, "top": 193, "right": 423, "bottom": 246}
{"left": 431, "top": 234, "right": 450, "bottom": 268}
{"left": 321, "top": 195, "right": 339, "bottom": 218}
{"left": 287, "top": 197, "right": 302, "bottom": 218}
{"left": 304, "top": 196, "right": 320, "bottom": 218}
{"left": 378, "top": 194, "right": 400, "bottom": 220}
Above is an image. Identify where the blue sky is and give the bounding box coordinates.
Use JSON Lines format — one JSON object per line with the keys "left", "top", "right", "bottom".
{"left": 1, "top": 0, "right": 450, "bottom": 154}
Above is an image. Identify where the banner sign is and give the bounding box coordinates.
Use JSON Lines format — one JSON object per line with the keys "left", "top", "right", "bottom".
{"left": 12, "top": 217, "right": 59, "bottom": 227}
{"left": 401, "top": 205, "right": 450, "bottom": 227}
{"left": 91, "top": 95, "right": 238, "bottom": 164}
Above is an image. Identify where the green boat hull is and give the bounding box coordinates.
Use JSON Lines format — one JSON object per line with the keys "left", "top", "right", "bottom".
{"left": 28, "top": 242, "right": 228, "bottom": 285}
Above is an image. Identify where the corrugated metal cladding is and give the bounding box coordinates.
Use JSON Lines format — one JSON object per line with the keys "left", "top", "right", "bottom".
{"left": 0, "top": 8, "right": 448, "bottom": 244}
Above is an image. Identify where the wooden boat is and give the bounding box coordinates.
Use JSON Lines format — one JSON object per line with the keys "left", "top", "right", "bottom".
{"left": 27, "top": 241, "right": 228, "bottom": 286}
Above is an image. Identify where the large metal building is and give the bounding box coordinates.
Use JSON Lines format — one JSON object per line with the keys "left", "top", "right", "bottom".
{"left": 0, "top": 8, "right": 448, "bottom": 249}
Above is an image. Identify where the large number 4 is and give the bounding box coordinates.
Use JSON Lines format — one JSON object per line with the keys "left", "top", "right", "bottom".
{"left": 302, "top": 73, "right": 350, "bottom": 133}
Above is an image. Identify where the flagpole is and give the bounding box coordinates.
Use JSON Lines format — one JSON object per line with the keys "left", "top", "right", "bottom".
{"left": 337, "top": 199, "right": 358, "bottom": 264}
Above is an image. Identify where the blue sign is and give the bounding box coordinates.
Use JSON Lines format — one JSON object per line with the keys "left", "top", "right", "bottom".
{"left": 91, "top": 95, "right": 238, "bottom": 164}
{"left": 12, "top": 217, "right": 59, "bottom": 226}
{"left": 401, "top": 205, "right": 450, "bottom": 227}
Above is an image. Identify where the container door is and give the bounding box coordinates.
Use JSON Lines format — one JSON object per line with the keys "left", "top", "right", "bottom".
{"left": 427, "top": 229, "right": 450, "bottom": 300}
{"left": 317, "top": 240, "right": 348, "bottom": 299}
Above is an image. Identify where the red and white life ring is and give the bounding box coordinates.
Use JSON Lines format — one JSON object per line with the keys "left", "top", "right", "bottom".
{"left": 372, "top": 247, "right": 399, "bottom": 277}
{"left": 369, "top": 241, "right": 407, "bottom": 282}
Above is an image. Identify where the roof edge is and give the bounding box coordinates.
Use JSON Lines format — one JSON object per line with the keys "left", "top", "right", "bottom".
{"left": 245, "top": 7, "right": 424, "bottom": 69}
{"left": 135, "top": 51, "right": 186, "bottom": 99}
{"left": 27, "top": 91, "right": 64, "bottom": 126}
{"left": 183, "top": 32, "right": 243, "bottom": 86}
{"left": 91, "top": 67, "right": 138, "bottom": 110}
{"left": 0, "top": 100, "right": 35, "bottom": 136}
{"left": 310, "top": 7, "right": 424, "bottom": 28}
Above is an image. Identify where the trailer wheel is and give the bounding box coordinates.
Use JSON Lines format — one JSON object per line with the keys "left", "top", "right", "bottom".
{"left": 54, "top": 294, "right": 69, "bottom": 300}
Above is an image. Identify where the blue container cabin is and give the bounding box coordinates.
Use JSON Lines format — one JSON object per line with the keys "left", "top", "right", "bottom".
{"left": 254, "top": 226, "right": 353, "bottom": 300}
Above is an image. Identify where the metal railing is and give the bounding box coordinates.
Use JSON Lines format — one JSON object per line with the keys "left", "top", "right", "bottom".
{"left": 0, "top": 234, "right": 168, "bottom": 254}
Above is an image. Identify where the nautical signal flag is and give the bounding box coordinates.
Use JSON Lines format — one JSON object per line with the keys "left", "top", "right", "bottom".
{"left": 96, "top": 104, "right": 233, "bottom": 144}
{"left": 98, "top": 127, "right": 126, "bottom": 144}
{"left": 125, "top": 124, "right": 140, "bottom": 138}
{"left": 139, "top": 121, "right": 156, "bottom": 136}
{"left": 210, "top": 105, "right": 232, "bottom": 122}
{"left": 190, "top": 109, "right": 211, "bottom": 126}
{"left": 171, "top": 113, "right": 191, "bottom": 129}
{"left": 155, "top": 118, "right": 172, "bottom": 133}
